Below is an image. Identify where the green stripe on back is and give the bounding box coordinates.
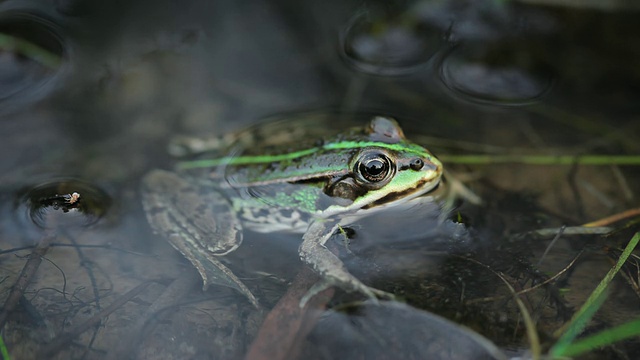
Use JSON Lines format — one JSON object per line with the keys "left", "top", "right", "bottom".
{"left": 177, "top": 140, "right": 429, "bottom": 169}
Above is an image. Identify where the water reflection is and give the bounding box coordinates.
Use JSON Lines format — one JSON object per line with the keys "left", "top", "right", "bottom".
{"left": 0, "top": 0, "right": 637, "bottom": 359}
{"left": 15, "top": 178, "right": 111, "bottom": 229}
{"left": 439, "top": 42, "right": 555, "bottom": 105}
{"left": 0, "top": 9, "right": 66, "bottom": 113}
{"left": 340, "top": 9, "right": 443, "bottom": 75}
{"left": 310, "top": 301, "right": 507, "bottom": 360}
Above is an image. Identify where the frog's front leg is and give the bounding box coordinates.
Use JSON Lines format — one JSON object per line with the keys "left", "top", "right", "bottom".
{"left": 298, "top": 219, "right": 394, "bottom": 306}
{"left": 142, "top": 170, "right": 258, "bottom": 308}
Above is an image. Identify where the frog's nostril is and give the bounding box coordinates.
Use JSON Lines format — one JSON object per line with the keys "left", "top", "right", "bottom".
{"left": 409, "top": 158, "right": 424, "bottom": 171}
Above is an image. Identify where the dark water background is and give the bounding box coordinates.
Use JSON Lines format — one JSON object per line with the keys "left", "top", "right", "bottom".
{"left": 1, "top": 0, "right": 639, "bottom": 359}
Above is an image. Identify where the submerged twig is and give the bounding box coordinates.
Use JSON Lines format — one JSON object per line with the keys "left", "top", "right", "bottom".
{"left": 38, "top": 281, "right": 152, "bottom": 358}
{"left": 527, "top": 207, "right": 640, "bottom": 239}
{"left": 466, "top": 250, "right": 584, "bottom": 305}
{"left": 63, "top": 231, "right": 103, "bottom": 310}
{"left": 616, "top": 254, "right": 640, "bottom": 300}
{"left": 537, "top": 225, "right": 566, "bottom": 266}
{"left": 0, "top": 230, "right": 56, "bottom": 329}
{"left": 610, "top": 165, "right": 634, "bottom": 201}
{"left": 106, "top": 273, "right": 199, "bottom": 360}
{"left": 460, "top": 257, "right": 541, "bottom": 359}
{"left": 531, "top": 226, "right": 612, "bottom": 237}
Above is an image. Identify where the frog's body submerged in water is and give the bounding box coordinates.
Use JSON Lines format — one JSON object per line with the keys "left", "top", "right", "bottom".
{"left": 141, "top": 116, "right": 443, "bottom": 307}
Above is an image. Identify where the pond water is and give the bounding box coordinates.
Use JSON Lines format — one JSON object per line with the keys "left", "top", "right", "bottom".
{"left": 1, "top": 1, "right": 639, "bottom": 359}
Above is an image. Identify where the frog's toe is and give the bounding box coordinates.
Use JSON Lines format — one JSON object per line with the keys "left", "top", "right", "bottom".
{"left": 369, "top": 287, "right": 396, "bottom": 301}
{"left": 299, "top": 279, "right": 332, "bottom": 308}
{"left": 176, "top": 243, "right": 260, "bottom": 308}
{"left": 299, "top": 278, "right": 396, "bottom": 308}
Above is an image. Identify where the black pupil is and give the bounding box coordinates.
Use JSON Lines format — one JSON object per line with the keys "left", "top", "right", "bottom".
{"left": 360, "top": 156, "right": 389, "bottom": 182}
{"left": 366, "top": 159, "right": 385, "bottom": 175}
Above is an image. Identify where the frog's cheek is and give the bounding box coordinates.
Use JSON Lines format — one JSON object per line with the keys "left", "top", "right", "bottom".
{"left": 324, "top": 176, "right": 365, "bottom": 201}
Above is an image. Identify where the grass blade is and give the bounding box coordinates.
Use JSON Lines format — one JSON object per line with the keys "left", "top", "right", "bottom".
{"left": 551, "top": 232, "right": 640, "bottom": 357}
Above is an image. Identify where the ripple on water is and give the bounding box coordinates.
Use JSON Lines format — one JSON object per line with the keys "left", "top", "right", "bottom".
{"left": 15, "top": 179, "right": 111, "bottom": 230}
{"left": 0, "top": 8, "right": 67, "bottom": 113}
{"left": 339, "top": 10, "right": 444, "bottom": 76}
{"left": 439, "top": 42, "right": 555, "bottom": 106}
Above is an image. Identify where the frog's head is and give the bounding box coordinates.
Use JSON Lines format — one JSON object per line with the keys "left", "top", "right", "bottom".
{"left": 321, "top": 116, "right": 443, "bottom": 217}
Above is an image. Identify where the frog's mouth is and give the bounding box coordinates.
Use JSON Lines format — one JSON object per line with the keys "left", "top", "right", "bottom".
{"left": 328, "top": 177, "right": 442, "bottom": 229}
{"left": 361, "top": 177, "right": 442, "bottom": 211}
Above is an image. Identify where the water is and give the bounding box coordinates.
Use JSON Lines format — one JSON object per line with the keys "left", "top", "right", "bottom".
{"left": 0, "top": 1, "right": 639, "bottom": 359}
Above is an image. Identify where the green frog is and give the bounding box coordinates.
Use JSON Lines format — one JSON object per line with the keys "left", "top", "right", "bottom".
{"left": 141, "top": 115, "right": 443, "bottom": 308}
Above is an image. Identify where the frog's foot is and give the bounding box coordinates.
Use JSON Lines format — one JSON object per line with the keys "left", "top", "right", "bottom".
{"left": 142, "top": 170, "right": 259, "bottom": 308}
{"left": 167, "top": 231, "right": 260, "bottom": 308}
{"left": 299, "top": 220, "right": 396, "bottom": 307}
{"left": 300, "top": 276, "right": 395, "bottom": 308}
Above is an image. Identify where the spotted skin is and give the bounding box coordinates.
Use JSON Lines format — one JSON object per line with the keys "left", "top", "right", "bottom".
{"left": 142, "top": 116, "right": 443, "bottom": 307}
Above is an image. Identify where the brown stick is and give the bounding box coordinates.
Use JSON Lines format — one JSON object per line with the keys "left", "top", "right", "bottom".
{"left": 244, "top": 266, "right": 334, "bottom": 360}
{"left": 582, "top": 207, "right": 640, "bottom": 227}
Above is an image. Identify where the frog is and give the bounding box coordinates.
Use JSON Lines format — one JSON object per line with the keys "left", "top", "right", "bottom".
{"left": 141, "top": 115, "right": 443, "bottom": 308}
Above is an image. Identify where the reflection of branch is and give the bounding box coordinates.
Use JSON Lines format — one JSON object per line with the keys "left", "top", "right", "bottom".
{"left": 0, "top": 33, "right": 62, "bottom": 69}
{"left": 106, "top": 274, "right": 199, "bottom": 360}
{"left": 63, "top": 229, "right": 104, "bottom": 311}
{"left": 0, "top": 230, "right": 56, "bottom": 328}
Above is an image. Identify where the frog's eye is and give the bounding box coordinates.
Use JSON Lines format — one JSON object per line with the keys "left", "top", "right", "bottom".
{"left": 354, "top": 151, "right": 395, "bottom": 187}
{"left": 360, "top": 156, "right": 389, "bottom": 181}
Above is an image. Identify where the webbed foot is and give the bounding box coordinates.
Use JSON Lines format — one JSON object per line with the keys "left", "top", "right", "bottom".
{"left": 142, "top": 170, "right": 259, "bottom": 308}
{"left": 300, "top": 277, "right": 395, "bottom": 307}
{"left": 174, "top": 237, "right": 260, "bottom": 308}
{"left": 298, "top": 220, "right": 396, "bottom": 307}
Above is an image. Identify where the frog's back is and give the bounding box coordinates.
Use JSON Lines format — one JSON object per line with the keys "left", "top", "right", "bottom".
{"left": 184, "top": 116, "right": 369, "bottom": 186}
